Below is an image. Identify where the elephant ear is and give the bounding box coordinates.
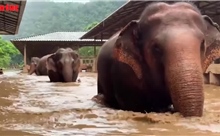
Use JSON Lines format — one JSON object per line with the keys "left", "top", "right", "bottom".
{"left": 202, "top": 15, "right": 220, "bottom": 73}
{"left": 71, "top": 51, "right": 81, "bottom": 72}
{"left": 46, "top": 54, "right": 57, "bottom": 72}
{"left": 113, "top": 20, "right": 143, "bottom": 79}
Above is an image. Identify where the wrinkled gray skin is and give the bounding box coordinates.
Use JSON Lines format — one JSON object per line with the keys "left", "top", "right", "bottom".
{"left": 94, "top": 2, "right": 220, "bottom": 117}
{"left": 29, "top": 55, "right": 50, "bottom": 75}
{"left": 46, "top": 48, "right": 80, "bottom": 82}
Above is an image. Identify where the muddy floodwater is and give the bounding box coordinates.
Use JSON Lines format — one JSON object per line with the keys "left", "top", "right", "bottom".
{"left": 0, "top": 71, "right": 220, "bottom": 135}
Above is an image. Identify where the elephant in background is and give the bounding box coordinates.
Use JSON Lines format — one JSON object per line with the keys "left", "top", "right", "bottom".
{"left": 28, "top": 57, "right": 40, "bottom": 75}
{"left": 46, "top": 48, "right": 80, "bottom": 82}
{"left": 94, "top": 2, "right": 220, "bottom": 117}
{"left": 29, "top": 55, "right": 51, "bottom": 75}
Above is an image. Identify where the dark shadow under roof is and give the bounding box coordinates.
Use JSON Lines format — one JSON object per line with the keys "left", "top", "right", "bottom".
{"left": 80, "top": 0, "right": 220, "bottom": 39}
{"left": 0, "top": 0, "right": 26, "bottom": 35}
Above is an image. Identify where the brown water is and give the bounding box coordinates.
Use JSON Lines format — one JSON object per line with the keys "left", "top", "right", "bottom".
{"left": 0, "top": 71, "right": 220, "bottom": 136}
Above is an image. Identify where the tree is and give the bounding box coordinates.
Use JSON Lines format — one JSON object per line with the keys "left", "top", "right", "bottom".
{"left": 0, "top": 36, "right": 22, "bottom": 68}
{"left": 78, "top": 21, "right": 102, "bottom": 57}
{"left": 0, "top": 1, "right": 127, "bottom": 67}
{"left": 84, "top": 21, "right": 99, "bottom": 31}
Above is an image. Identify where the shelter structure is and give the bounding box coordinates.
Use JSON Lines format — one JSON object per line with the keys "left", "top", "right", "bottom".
{"left": 0, "top": 0, "right": 26, "bottom": 35}
{"left": 80, "top": 0, "right": 220, "bottom": 40}
{"left": 11, "top": 32, "right": 106, "bottom": 72}
{"left": 81, "top": 0, "right": 220, "bottom": 85}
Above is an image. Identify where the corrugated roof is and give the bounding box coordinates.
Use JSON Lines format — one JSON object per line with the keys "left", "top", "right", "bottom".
{"left": 0, "top": 0, "right": 26, "bottom": 35}
{"left": 80, "top": 0, "right": 220, "bottom": 39}
{"left": 11, "top": 31, "right": 106, "bottom": 60}
{"left": 11, "top": 31, "right": 106, "bottom": 42}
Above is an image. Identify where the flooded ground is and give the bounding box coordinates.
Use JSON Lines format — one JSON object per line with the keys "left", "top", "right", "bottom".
{"left": 0, "top": 71, "right": 220, "bottom": 135}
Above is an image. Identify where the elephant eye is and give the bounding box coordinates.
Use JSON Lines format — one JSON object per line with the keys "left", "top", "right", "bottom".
{"left": 200, "top": 40, "right": 205, "bottom": 52}
{"left": 152, "top": 44, "right": 162, "bottom": 55}
{"left": 72, "top": 53, "right": 78, "bottom": 59}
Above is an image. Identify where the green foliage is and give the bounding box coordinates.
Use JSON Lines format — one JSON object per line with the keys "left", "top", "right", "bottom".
{"left": 79, "top": 21, "right": 101, "bottom": 57}
{"left": 2, "top": 1, "right": 126, "bottom": 40}
{"left": 0, "top": 1, "right": 126, "bottom": 67}
{"left": 85, "top": 21, "right": 99, "bottom": 31}
{"left": 79, "top": 46, "right": 100, "bottom": 57}
{"left": 0, "top": 37, "right": 22, "bottom": 68}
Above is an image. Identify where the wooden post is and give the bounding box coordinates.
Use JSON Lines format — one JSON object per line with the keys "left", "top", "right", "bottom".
{"left": 77, "top": 45, "right": 81, "bottom": 72}
{"left": 23, "top": 44, "right": 28, "bottom": 73}
{"left": 94, "top": 45, "right": 96, "bottom": 57}
{"left": 101, "top": 33, "right": 103, "bottom": 41}
{"left": 92, "top": 38, "right": 97, "bottom": 72}
{"left": 77, "top": 45, "right": 79, "bottom": 51}
{"left": 24, "top": 44, "right": 27, "bottom": 66}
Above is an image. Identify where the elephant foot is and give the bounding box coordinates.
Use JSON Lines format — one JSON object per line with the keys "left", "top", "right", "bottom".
{"left": 144, "top": 104, "right": 175, "bottom": 114}
{"left": 92, "top": 94, "right": 105, "bottom": 106}
{"left": 92, "top": 94, "right": 120, "bottom": 109}
{"left": 169, "top": 105, "right": 177, "bottom": 113}
{"left": 77, "top": 78, "right": 81, "bottom": 83}
{"left": 155, "top": 105, "right": 177, "bottom": 114}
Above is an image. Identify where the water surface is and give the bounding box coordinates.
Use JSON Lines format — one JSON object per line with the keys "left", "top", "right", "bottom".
{"left": 0, "top": 71, "right": 219, "bottom": 135}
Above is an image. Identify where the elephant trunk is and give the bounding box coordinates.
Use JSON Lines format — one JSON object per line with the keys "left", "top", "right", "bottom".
{"left": 159, "top": 28, "right": 205, "bottom": 117}
{"left": 62, "top": 64, "right": 73, "bottom": 82}
{"left": 28, "top": 63, "right": 36, "bottom": 75}
{"left": 165, "top": 55, "right": 204, "bottom": 117}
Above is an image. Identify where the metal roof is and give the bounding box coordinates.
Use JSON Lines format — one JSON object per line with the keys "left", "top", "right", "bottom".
{"left": 80, "top": 0, "right": 220, "bottom": 39}
{"left": 11, "top": 31, "right": 106, "bottom": 61}
{"left": 11, "top": 31, "right": 106, "bottom": 42}
{"left": 0, "top": 0, "right": 26, "bottom": 35}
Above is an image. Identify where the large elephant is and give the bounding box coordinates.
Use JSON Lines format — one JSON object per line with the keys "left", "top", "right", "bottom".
{"left": 94, "top": 2, "right": 220, "bottom": 117}
{"left": 46, "top": 48, "right": 80, "bottom": 82}
{"left": 29, "top": 55, "right": 51, "bottom": 75}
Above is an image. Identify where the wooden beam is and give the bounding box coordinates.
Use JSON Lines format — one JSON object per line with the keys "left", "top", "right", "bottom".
{"left": 13, "top": 1, "right": 26, "bottom": 34}
{"left": 22, "top": 43, "right": 28, "bottom": 73}
{"left": 202, "top": 4, "right": 220, "bottom": 11}
{"left": 91, "top": 8, "right": 143, "bottom": 39}
{"left": 200, "top": 2, "right": 218, "bottom": 9}
{"left": 0, "top": 23, "right": 17, "bottom": 28}
{"left": 81, "top": 1, "right": 148, "bottom": 39}
{"left": 24, "top": 44, "right": 26, "bottom": 66}
{"left": 0, "top": 15, "right": 17, "bottom": 23}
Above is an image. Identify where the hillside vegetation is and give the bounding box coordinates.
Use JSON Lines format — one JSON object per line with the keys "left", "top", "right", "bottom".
{"left": 0, "top": 1, "right": 126, "bottom": 68}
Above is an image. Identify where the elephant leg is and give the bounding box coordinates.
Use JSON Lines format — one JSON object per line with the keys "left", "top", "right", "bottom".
{"left": 111, "top": 62, "right": 171, "bottom": 113}
{"left": 92, "top": 77, "right": 106, "bottom": 105}
{"left": 97, "top": 68, "right": 119, "bottom": 109}
{"left": 72, "top": 72, "right": 79, "bottom": 82}
{"left": 48, "top": 70, "right": 60, "bottom": 82}
{"left": 111, "top": 62, "right": 147, "bottom": 112}
{"left": 112, "top": 82, "right": 171, "bottom": 113}
{"left": 35, "top": 70, "right": 40, "bottom": 75}
{"left": 97, "top": 78, "right": 103, "bottom": 94}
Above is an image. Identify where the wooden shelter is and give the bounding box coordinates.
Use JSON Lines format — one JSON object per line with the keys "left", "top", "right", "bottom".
{"left": 80, "top": 0, "right": 220, "bottom": 40}
{"left": 80, "top": 0, "right": 220, "bottom": 83}
{"left": 11, "top": 32, "right": 106, "bottom": 72}
{"left": 0, "top": 0, "right": 26, "bottom": 35}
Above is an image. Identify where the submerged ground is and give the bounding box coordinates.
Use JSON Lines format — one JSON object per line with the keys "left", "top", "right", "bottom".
{"left": 0, "top": 71, "right": 219, "bottom": 135}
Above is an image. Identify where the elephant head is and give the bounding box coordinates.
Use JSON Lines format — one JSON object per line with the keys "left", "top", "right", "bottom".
{"left": 113, "top": 2, "right": 220, "bottom": 117}
{"left": 202, "top": 15, "right": 220, "bottom": 71}
{"left": 46, "top": 48, "right": 80, "bottom": 82}
{"left": 29, "top": 57, "right": 40, "bottom": 75}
